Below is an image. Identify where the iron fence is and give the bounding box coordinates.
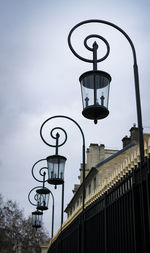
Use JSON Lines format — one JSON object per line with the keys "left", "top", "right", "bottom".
{"left": 48, "top": 156, "right": 150, "bottom": 253}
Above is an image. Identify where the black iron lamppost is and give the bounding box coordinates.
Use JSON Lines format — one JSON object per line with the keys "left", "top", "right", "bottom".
{"left": 39, "top": 126, "right": 67, "bottom": 226}
{"left": 68, "top": 19, "right": 144, "bottom": 165}
{"left": 31, "top": 163, "right": 55, "bottom": 237}
{"left": 28, "top": 187, "right": 44, "bottom": 230}
{"left": 79, "top": 68, "right": 111, "bottom": 124}
{"left": 68, "top": 20, "right": 146, "bottom": 253}
{"left": 40, "top": 115, "right": 86, "bottom": 226}
{"left": 36, "top": 187, "right": 50, "bottom": 211}
{"left": 46, "top": 131, "right": 67, "bottom": 188}
{"left": 31, "top": 170, "right": 51, "bottom": 211}
{"left": 32, "top": 133, "right": 67, "bottom": 190}
{"left": 32, "top": 210, "right": 43, "bottom": 230}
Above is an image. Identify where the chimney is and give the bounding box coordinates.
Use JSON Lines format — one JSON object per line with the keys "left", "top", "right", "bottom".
{"left": 72, "top": 184, "right": 80, "bottom": 194}
{"left": 130, "top": 124, "right": 138, "bottom": 142}
{"left": 122, "top": 124, "right": 139, "bottom": 148}
{"left": 122, "top": 136, "right": 131, "bottom": 148}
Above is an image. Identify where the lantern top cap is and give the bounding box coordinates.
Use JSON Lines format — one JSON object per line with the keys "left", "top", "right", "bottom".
{"left": 32, "top": 210, "right": 43, "bottom": 215}
{"left": 79, "top": 70, "right": 112, "bottom": 83}
{"left": 46, "top": 154, "right": 67, "bottom": 161}
{"left": 36, "top": 187, "right": 50, "bottom": 194}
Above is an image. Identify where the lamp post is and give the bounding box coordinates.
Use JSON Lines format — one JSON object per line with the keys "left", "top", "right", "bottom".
{"left": 40, "top": 115, "right": 86, "bottom": 227}
{"left": 32, "top": 210, "right": 43, "bottom": 230}
{"left": 46, "top": 131, "right": 67, "bottom": 188}
{"left": 31, "top": 162, "right": 55, "bottom": 237}
{"left": 28, "top": 186, "right": 44, "bottom": 230}
{"left": 68, "top": 19, "right": 146, "bottom": 253}
{"left": 68, "top": 19, "right": 144, "bottom": 165}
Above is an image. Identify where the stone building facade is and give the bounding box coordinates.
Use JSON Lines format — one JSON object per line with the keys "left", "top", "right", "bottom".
{"left": 47, "top": 125, "right": 150, "bottom": 252}
{"left": 65, "top": 142, "right": 118, "bottom": 217}
{"left": 65, "top": 125, "right": 140, "bottom": 217}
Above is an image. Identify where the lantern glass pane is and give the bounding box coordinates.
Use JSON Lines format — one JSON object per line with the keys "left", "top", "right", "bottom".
{"left": 38, "top": 213, "right": 42, "bottom": 226}
{"left": 81, "top": 74, "right": 94, "bottom": 107}
{"left": 32, "top": 214, "right": 36, "bottom": 224}
{"left": 36, "top": 192, "right": 50, "bottom": 210}
{"left": 58, "top": 157, "right": 66, "bottom": 180}
{"left": 95, "top": 75, "right": 110, "bottom": 108}
{"left": 32, "top": 211, "right": 42, "bottom": 228}
{"left": 80, "top": 71, "right": 111, "bottom": 110}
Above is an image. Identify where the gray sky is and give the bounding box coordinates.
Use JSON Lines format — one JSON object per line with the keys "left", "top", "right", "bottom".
{"left": 0, "top": 0, "right": 150, "bottom": 235}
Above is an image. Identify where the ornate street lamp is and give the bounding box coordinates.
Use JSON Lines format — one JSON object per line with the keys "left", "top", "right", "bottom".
{"left": 68, "top": 28, "right": 111, "bottom": 124}
{"left": 46, "top": 132, "right": 67, "bottom": 187}
{"left": 30, "top": 171, "right": 51, "bottom": 210}
{"left": 40, "top": 115, "right": 85, "bottom": 226}
{"left": 79, "top": 69, "right": 111, "bottom": 124}
{"left": 35, "top": 128, "right": 67, "bottom": 188}
{"left": 46, "top": 154, "right": 66, "bottom": 186}
{"left": 68, "top": 20, "right": 145, "bottom": 253}
{"left": 32, "top": 209, "right": 43, "bottom": 229}
{"left": 28, "top": 186, "right": 44, "bottom": 229}
{"left": 36, "top": 187, "right": 50, "bottom": 211}
{"left": 31, "top": 165, "right": 55, "bottom": 237}
{"left": 68, "top": 19, "right": 144, "bottom": 165}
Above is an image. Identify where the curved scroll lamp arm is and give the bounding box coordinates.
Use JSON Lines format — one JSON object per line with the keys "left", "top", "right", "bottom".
{"left": 68, "top": 19, "right": 144, "bottom": 164}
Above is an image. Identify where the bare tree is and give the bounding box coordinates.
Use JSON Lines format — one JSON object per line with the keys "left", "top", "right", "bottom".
{"left": 0, "top": 194, "right": 49, "bottom": 253}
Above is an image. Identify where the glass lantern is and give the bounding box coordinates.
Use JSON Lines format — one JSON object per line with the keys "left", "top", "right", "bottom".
{"left": 46, "top": 155, "right": 67, "bottom": 185}
{"left": 36, "top": 187, "right": 50, "bottom": 211}
{"left": 79, "top": 70, "right": 111, "bottom": 123}
{"left": 32, "top": 210, "right": 43, "bottom": 229}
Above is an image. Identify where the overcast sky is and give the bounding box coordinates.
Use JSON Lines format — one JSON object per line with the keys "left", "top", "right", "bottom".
{"left": 0, "top": 0, "right": 150, "bottom": 235}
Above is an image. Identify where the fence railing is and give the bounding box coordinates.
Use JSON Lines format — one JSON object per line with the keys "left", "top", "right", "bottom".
{"left": 48, "top": 156, "right": 150, "bottom": 253}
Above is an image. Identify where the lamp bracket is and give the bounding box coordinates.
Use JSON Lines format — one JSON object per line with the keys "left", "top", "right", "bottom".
{"left": 32, "top": 159, "right": 48, "bottom": 183}
{"left": 28, "top": 186, "right": 43, "bottom": 207}
{"left": 68, "top": 24, "right": 110, "bottom": 66}
{"left": 40, "top": 124, "right": 67, "bottom": 149}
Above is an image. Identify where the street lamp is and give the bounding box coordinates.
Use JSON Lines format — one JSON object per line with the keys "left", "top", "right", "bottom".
{"left": 33, "top": 130, "right": 67, "bottom": 189}
{"left": 28, "top": 186, "right": 44, "bottom": 229}
{"left": 32, "top": 210, "right": 43, "bottom": 229}
{"left": 68, "top": 19, "right": 144, "bottom": 165}
{"left": 68, "top": 20, "right": 146, "bottom": 253}
{"left": 36, "top": 187, "right": 50, "bottom": 211}
{"left": 40, "top": 115, "right": 86, "bottom": 226}
{"left": 79, "top": 70, "right": 111, "bottom": 124}
{"left": 31, "top": 162, "right": 55, "bottom": 237}
{"left": 46, "top": 132, "right": 67, "bottom": 187}
{"left": 31, "top": 170, "right": 51, "bottom": 210}
{"left": 68, "top": 28, "right": 111, "bottom": 124}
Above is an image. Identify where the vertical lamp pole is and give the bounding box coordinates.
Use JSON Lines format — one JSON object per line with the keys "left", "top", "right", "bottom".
{"left": 40, "top": 115, "right": 86, "bottom": 229}
{"left": 68, "top": 19, "right": 145, "bottom": 253}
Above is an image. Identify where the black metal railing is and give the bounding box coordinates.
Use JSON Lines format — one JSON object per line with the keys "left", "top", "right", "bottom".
{"left": 48, "top": 156, "right": 150, "bottom": 253}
